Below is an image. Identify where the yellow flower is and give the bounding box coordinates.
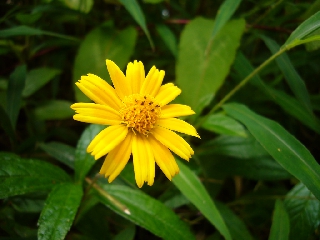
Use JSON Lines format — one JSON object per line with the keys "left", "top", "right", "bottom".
{"left": 71, "top": 60, "right": 199, "bottom": 188}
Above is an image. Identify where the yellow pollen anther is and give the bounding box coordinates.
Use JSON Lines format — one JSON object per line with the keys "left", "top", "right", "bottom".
{"left": 119, "top": 94, "right": 161, "bottom": 135}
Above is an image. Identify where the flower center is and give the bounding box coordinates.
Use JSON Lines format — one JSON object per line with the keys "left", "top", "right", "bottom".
{"left": 119, "top": 94, "right": 161, "bottom": 135}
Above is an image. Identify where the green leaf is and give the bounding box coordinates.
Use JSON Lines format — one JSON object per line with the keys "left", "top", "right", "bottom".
{"left": 261, "top": 35, "right": 313, "bottom": 114}
{"left": 0, "top": 153, "right": 71, "bottom": 198}
{"left": 11, "top": 197, "right": 45, "bottom": 213}
{"left": 6, "top": 64, "right": 26, "bottom": 129}
{"left": 216, "top": 201, "right": 254, "bottom": 240}
{"left": 284, "top": 183, "right": 320, "bottom": 240}
{"left": 62, "top": 0, "right": 94, "bottom": 13}
{"left": 22, "top": 68, "right": 61, "bottom": 97}
{"left": 176, "top": 17, "right": 245, "bottom": 117}
{"left": 34, "top": 100, "right": 74, "bottom": 120}
{"left": 75, "top": 124, "right": 104, "bottom": 183}
{"left": 156, "top": 24, "right": 178, "bottom": 57}
{"left": 113, "top": 225, "right": 135, "bottom": 240}
{"left": 233, "top": 52, "right": 320, "bottom": 134}
{"left": 284, "top": 11, "right": 320, "bottom": 48}
{"left": 202, "top": 112, "right": 247, "bottom": 137}
{"left": 223, "top": 103, "right": 320, "bottom": 201}
{"left": 119, "top": 0, "right": 154, "bottom": 49}
{"left": 205, "top": 0, "right": 242, "bottom": 54}
{"left": 95, "top": 182, "right": 195, "bottom": 240}
{"left": 73, "top": 24, "right": 137, "bottom": 102}
{"left": 39, "top": 142, "right": 75, "bottom": 169}
{"left": 172, "top": 160, "right": 231, "bottom": 240}
{"left": 38, "top": 183, "right": 83, "bottom": 240}
{"left": 0, "top": 25, "right": 79, "bottom": 41}
{"left": 0, "top": 105, "right": 16, "bottom": 145}
{"left": 269, "top": 200, "right": 290, "bottom": 240}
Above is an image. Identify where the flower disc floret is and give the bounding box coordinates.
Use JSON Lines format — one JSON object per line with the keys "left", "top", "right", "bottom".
{"left": 119, "top": 94, "right": 161, "bottom": 136}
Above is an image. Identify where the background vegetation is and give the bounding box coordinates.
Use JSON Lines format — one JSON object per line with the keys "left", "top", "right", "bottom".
{"left": 1, "top": 0, "right": 320, "bottom": 239}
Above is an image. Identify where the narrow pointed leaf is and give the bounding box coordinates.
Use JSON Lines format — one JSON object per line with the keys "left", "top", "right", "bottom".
{"left": 261, "top": 35, "right": 313, "bottom": 114}
{"left": 95, "top": 182, "right": 195, "bottom": 240}
{"left": 39, "top": 142, "right": 75, "bottom": 169}
{"left": 156, "top": 24, "right": 177, "bottom": 57}
{"left": 0, "top": 153, "right": 71, "bottom": 198}
{"left": 284, "top": 183, "right": 320, "bottom": 240}
{"left": 73, "top": 24, "right": 137, "bottom": 102}
{"left": 119, "top": 0, "right": 154, "bottom": 49}
{"left": 38, "top": 183, "right": 83, "bottom": 240}
{"left": 75, "top": 124, "right": 104, "bottom": 183}
{"left": 6, "top": 64, "right": 26, "bottom": 129}
{"left": 223, "top": 103, "right": 320, "bottom": 200}
{"left": 176, "top": 17, "right": 245, "bottom": 117}
{"left": 284, "top": 11, "right": 320, "bottom": 48}
{"left": 0, "top": 105, "right": 16, "bottom": 144}
{"left": 173, "top": 160, "right": 232, "bottom": 240}
{"left": 269, "top": 200, "right": 290, "bottom": 240}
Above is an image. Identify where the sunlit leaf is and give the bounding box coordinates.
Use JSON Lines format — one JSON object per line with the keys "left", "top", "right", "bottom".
{"left": 119, "top": 0, "right": 154, "bottom": 49}
{"left": 176, "top": 17, "right": 245, "bottom": 118}
{"left": 22, "top": 68, "right": 61, "bottom": 97}
{"left": 38, "top": 183, "right": 83, "bottom": 240}
{"left": 0, "top": 153, "right": 71, "bottom": 198}
{"left": 6, "top": 64, "right": 26, "bottom": 129}
{"left": 95, "top": 182, "right": 195, "bottom": 240}
{"left": 223, "top": 103, "right": 320, "bottom": 201}
{"left": 73, "top": 24, "right": 137, "bottom": 102}
{"left": 62, "top": 0, "right": 93, "bottom": 13}
{"left": 173, "top": 160, "right": 232, "bottom": 240}
{"left": 284, "top": 183, "right": 320, "bottom": 240}
{"left": 269, "top": 200, "right": 290, "bottom": 240}
{"left": 75, "top": 124, "right": 104, "bottom": 183}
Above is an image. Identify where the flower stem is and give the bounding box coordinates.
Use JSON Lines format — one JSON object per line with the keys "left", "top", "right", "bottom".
{"left": 195, "top": 47, "right": 288, "bottom": 129}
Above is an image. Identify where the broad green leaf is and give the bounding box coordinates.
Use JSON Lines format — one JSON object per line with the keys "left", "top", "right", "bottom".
{"left": 34, "top": 100, "right": 74, "bottom": 120}
{"left": 75, "top": 124, "right": 104, "bottom": 183}
{"left": 6, "top": 64, "right": 26, "bottom": 129}
{"left": 261, "top": 35, "right": 313, "bottom": 114}
{"left": 202, "top": 112, "right": 247, "bottom": 137}
{"left": 62, "top": 0, "right": 93, "bottom": 13}
{"left": 173, "top": 160, "right": 231, "bottom": 240}
{"left": 39, "top": 142, "right": 75, "bottom": 169}
{"left": 216, "top": 201, "right": 254, "bottom": 240}
{"left": 16, "top": 12, "right": 42, "bottom": 25}
{"left": 205, "top": 0, "right": 242, "bottom": 53}
{"left": 95, "top": 182, "right": 195, "bottom": 240}
{"left": 0, "top": 153, "right": 70, "bottom": 198}
{"left": 284, "top": 11, "right": 320, "bottom": 48}
{"left": 73, "top": 24, "right": 137, "bottom": 102}
{"left": 176, "top": 18, "right": 245, "bottom": 117}
{"left": 269, "top": 200, "right": 290, "bottom": 240}
{"left": 0, "top": 105, "right": 16, "bottom": 145}
{"left": 0, "top": 25, "right": 79, "bottom": 41}
{"left": 223, "top": 103, "right": 320, "bottom": 201}
{"left": 156, "top": 24, "right": 177, "bottom": 57}
{"left": 284, "top": 183, "right": 320, "bottom": 240}
{"left": 38, "top": 183, "right": 83, "bottom": 240}
{"left": 22, "top": 68, "right": 61, "bottom": 97}
{"left": 233, "top": 52, "right": 320, "bottom": 134}
{"left": 119, "top": 0, "right": 154, "bottom": 49}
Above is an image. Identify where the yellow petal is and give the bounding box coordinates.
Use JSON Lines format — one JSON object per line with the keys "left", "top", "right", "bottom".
{"left": 140, "top": 66, "right": 165, "bottom": 97}
{"left": 152, "top": 126, "right": 194, "bottom": 161}
{"left": 99, "top": 132, "right": 133, "bottom": 182}
{"left": 160, "top": 104, "right": 195, "bottom": 118}
{"left": 87, "top": 125, "right": 128, "bottom": 160}
{"left": 154, "top": 83, "right": 181, "bottom": 106}
{"left": 106, "top": 59, "right": 131, "bottom": 99}
{"left": 71, "top": 103, "right": 122, "bottom": 125}
{"left": 126, "top": 60, "right": 145, "bottom": 94}
{"left": 76, "top": 74, "right": 121, "bottom": 110}
{"left": 148, "top": 135, "right": 179, "bottom": 180}
{"left": 157, "top": 118, "right": 200, "bottom": 138}
{"left": 132, "top": 134, "right": 155, "bottom": 188}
